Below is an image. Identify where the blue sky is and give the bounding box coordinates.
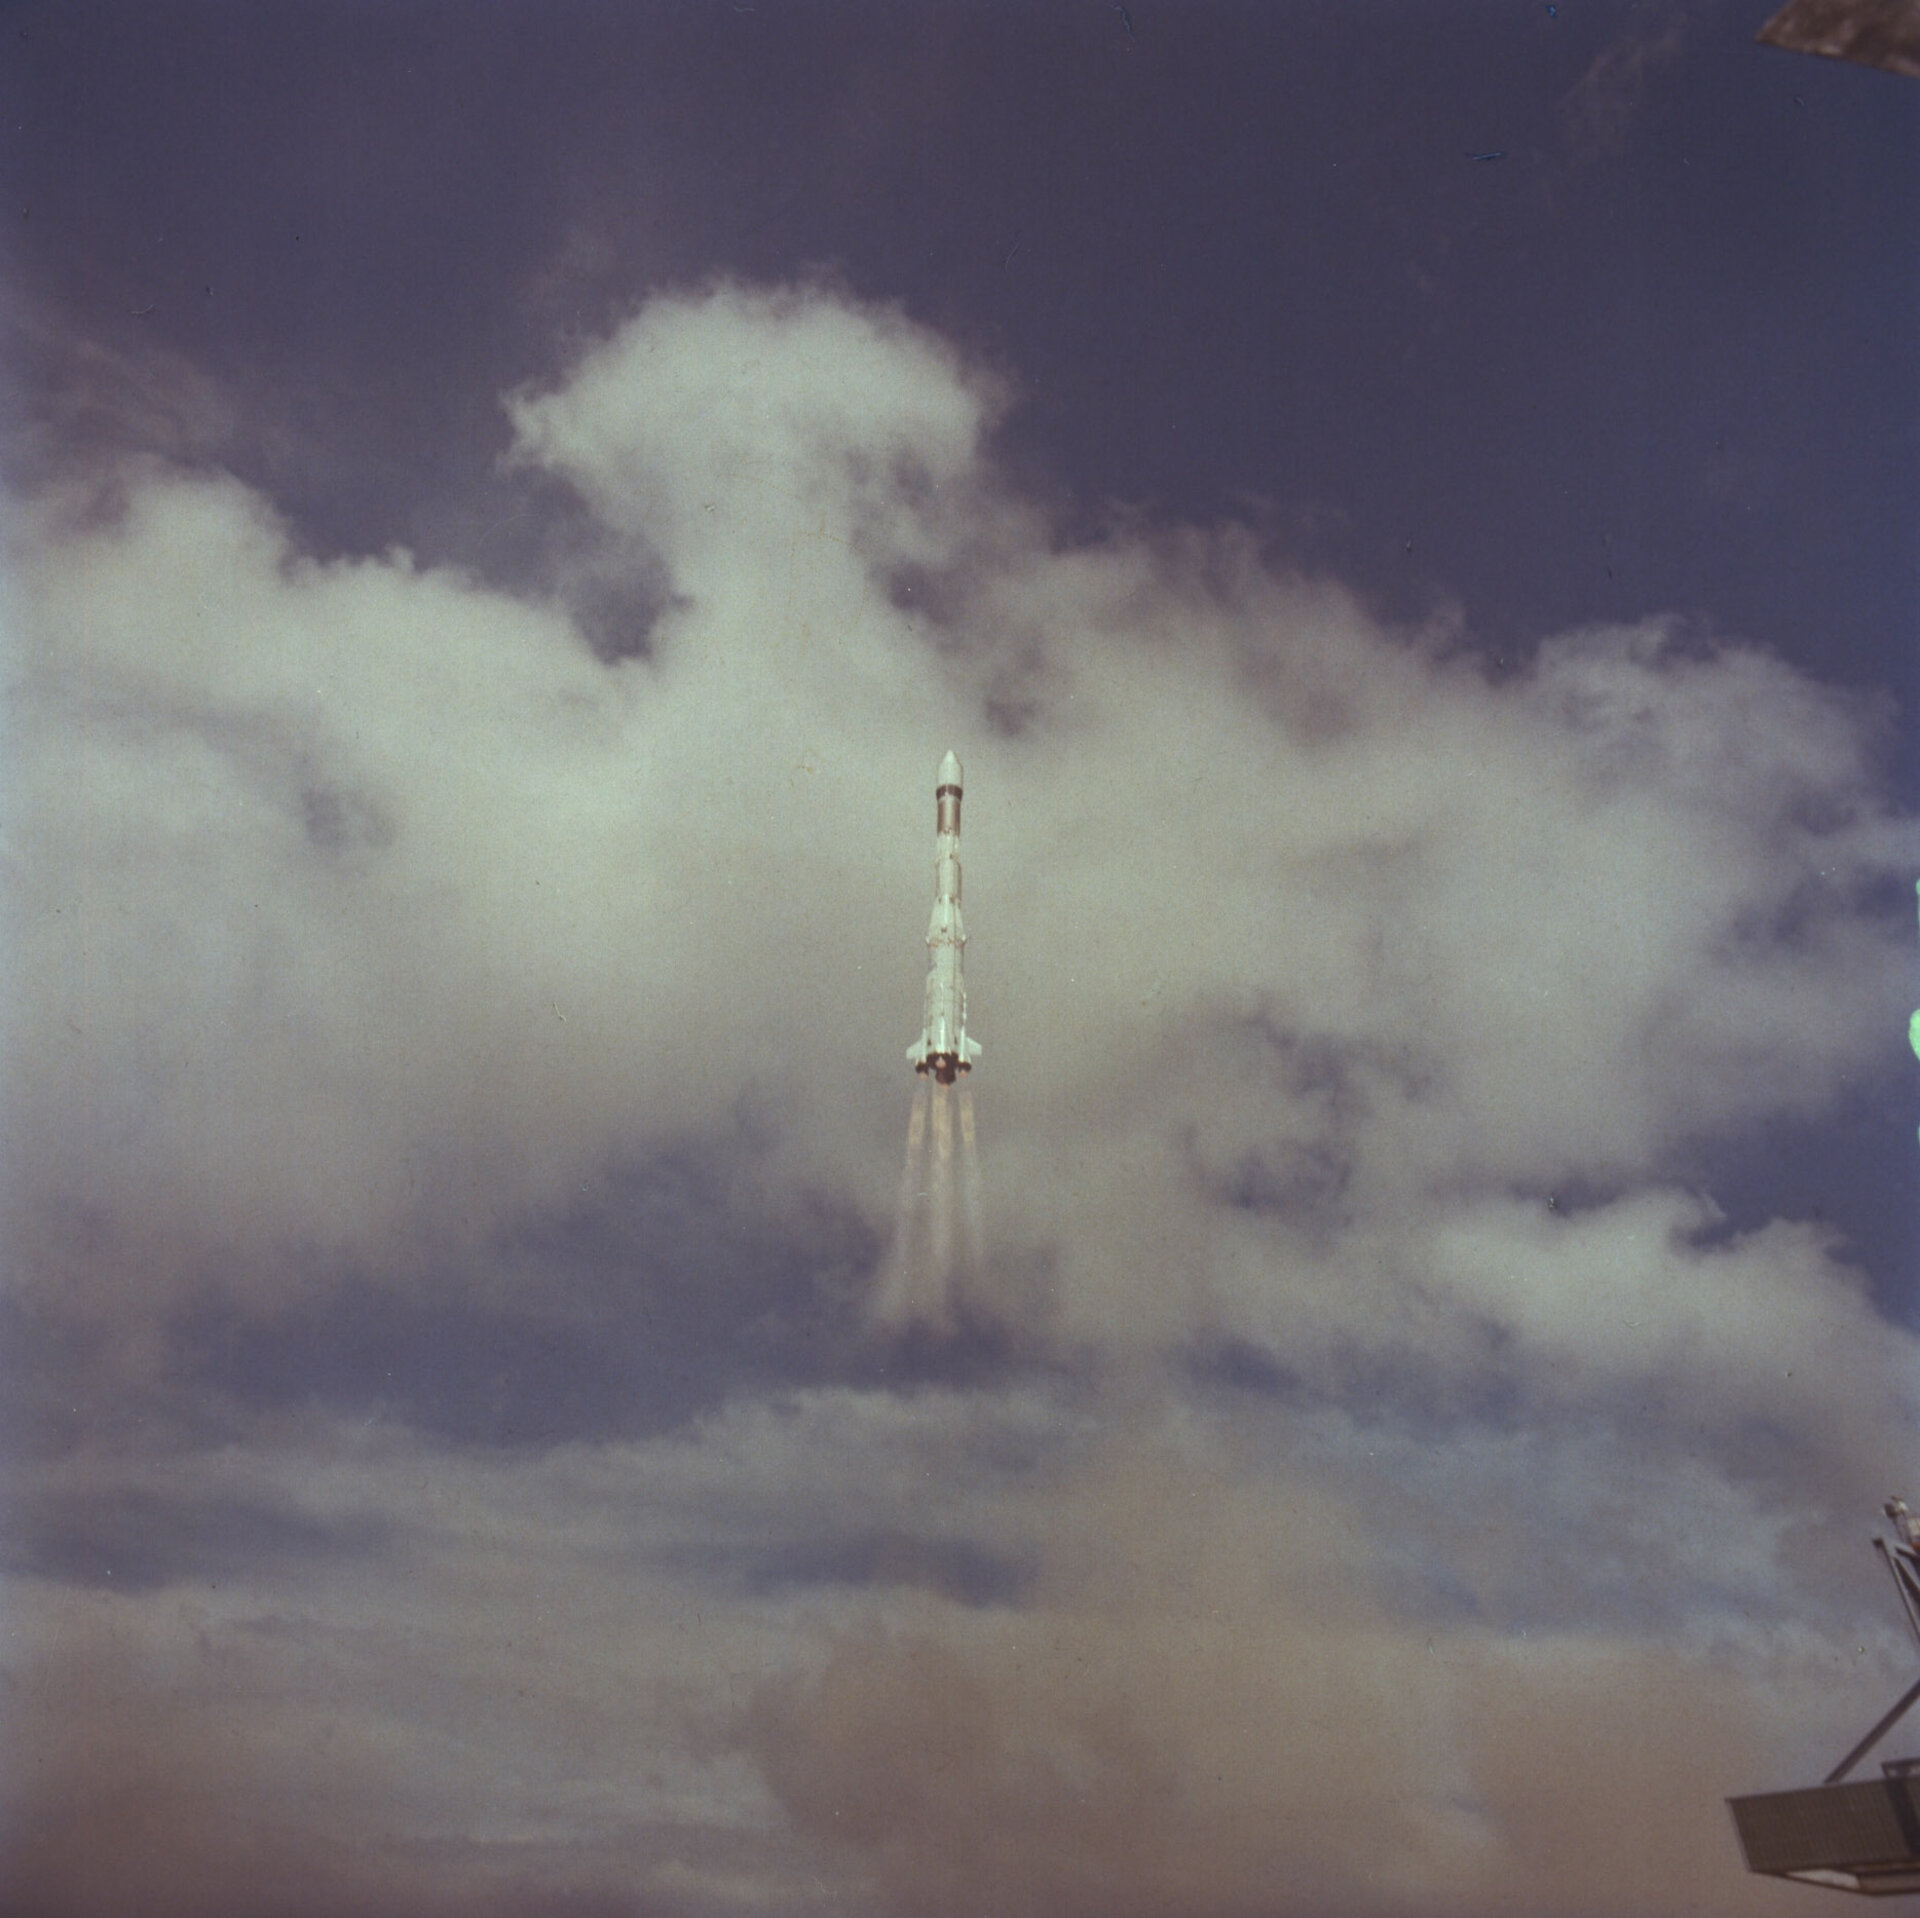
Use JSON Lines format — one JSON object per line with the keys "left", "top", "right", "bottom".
{"left": 2, "top": 6, "right": 1918, "bottom": 1915}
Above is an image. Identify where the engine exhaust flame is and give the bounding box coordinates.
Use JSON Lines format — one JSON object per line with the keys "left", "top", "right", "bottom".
{"left": 871, "top": 1081, "right": 982, "bottom": 1333}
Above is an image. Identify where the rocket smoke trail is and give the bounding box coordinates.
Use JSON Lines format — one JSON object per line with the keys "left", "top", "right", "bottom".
{"left": 874, "top": 1080, "right": 932, "bottom": 1328}
{"left": 874, "top": 753, "right": 986, "bottom": 1332}
{"left": 873, "top": 1080, "right": 981, "bottom": 1333}
{"left": 957, "top": 1083, "right": 984, "bottom": 1282}
{"left": 928, "top": 1083, "right": 954, "bottom": 1286}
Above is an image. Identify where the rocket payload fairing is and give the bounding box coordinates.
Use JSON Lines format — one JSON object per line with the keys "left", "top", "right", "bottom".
{"left": 907, "top": 750, "right": 982, "bottom": 1084}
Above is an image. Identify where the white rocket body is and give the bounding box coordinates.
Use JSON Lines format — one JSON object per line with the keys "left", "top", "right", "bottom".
{"left": 908, "top": 750, "right": 982, "bottom": 1084}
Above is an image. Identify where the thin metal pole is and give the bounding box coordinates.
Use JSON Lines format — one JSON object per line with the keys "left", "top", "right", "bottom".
{"left": 1877, "top": 1539, "right": 1920, "bottom": 1655}
{"left": 1824, "top": 1674, "right": 1920, "bottom": 1786}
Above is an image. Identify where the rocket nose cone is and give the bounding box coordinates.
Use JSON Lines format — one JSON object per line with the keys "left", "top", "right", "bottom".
{"left": 938, "top": 749, "right": 963, "bottom": 788}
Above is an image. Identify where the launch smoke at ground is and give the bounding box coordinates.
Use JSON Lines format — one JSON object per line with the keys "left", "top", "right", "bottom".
{"left": 873, "top": 1082, "right": 982, "bottom": 1333}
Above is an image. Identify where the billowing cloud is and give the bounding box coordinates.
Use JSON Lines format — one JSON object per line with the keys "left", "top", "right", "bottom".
{"left": 8, "top": 283, "right": 1910, "bottom": 1304}
{"left": 5, "top": 280, "right": 1917, "bottom": 1918}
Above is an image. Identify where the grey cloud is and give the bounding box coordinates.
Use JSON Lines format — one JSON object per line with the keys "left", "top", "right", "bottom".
{"left": 731, "top": 1529, "right": 1031, "bottom": 1608}
{"left": 4, "top": 1483, "right": 387, "bottom": 1594}
{"left": 7, "top": 278, "right": 1919, "bottom": 1918}
{"left": 0, "top": 295, "right": 250, "bottom": 485}
{"left": 1202, "top": 1189, "right": 1918, "bottom": 1491}
{"left": 163, "top": 1145, "right": 1057, "bottom": 1454}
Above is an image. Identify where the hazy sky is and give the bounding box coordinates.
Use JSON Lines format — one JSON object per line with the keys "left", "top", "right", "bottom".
{"left": 3, "top": 5, "right": 1918, "bottom": 1916}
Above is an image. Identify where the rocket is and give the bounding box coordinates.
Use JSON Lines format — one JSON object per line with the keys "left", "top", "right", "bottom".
{"left": 907, "top": 750, "right": 982, "bottom": 1084}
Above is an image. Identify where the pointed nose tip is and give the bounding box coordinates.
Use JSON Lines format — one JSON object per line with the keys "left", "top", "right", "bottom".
{"left": 938, "top": 749, "right": 963, "bottom": 788}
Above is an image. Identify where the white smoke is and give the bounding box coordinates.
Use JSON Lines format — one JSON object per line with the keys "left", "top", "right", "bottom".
{"left": 6, "top": 278, "right": 1919, "bottom": 1918}
{"left": 872, "top": 1080, "right": 986, "bottom": 1333}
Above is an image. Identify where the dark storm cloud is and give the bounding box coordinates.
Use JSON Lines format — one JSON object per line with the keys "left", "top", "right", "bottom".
{"left": 0, "top": 1293, "right": 110, "bottom": 1464}
{"left": 175, "top": 1150, "right": 879, "bottom": 1447}
{"left": 159, "top": 1144, "right": 1048, "bottom": 1454}
{"left": 4, "top": 1483, "right": 386, "bottom": 1594}
{"left": 732, "top": 1529, "right": 1031, "bottom": 1608}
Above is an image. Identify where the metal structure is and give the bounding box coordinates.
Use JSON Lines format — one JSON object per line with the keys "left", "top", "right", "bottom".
{"left": 1729, "top": 1501, "right": 1920, "bottom": 1894}
{"left": 906, "top": 751, "right": 982, "bottom": 1085}
{"left": 1757, "top": 0, "right": 1920, "bottom": 79}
